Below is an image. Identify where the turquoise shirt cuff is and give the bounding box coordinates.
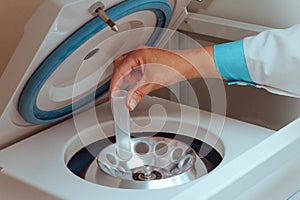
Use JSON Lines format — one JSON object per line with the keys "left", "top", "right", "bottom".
{"left": 214, "top": 40, "right": 255, "bottom": 86}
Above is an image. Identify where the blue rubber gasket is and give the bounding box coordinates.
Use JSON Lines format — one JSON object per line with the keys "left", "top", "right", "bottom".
{"left": 18, "top": 0, "right": 172, "bottom": 124}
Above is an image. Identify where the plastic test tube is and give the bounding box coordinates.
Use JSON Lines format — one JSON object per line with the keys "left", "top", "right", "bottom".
{"left": 111, "top": 90, "right": 132, "bottom": 160}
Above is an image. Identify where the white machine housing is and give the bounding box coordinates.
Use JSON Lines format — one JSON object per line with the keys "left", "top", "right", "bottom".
{"left": 1, "top": 0, "right": 300, "bottom": 199}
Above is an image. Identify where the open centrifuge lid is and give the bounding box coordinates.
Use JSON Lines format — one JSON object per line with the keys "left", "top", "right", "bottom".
{"left": 17, "top": 0, "right": 172, "bottom": 125}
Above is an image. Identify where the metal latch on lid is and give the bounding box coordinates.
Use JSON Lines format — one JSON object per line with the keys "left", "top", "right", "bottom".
{"left": 89, "top": 1, "right": 119, "bottom": 32}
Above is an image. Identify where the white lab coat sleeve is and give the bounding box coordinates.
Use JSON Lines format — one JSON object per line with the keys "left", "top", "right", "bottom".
{"left": 243, "top": 24, "right": 300, "bottom": 98}
{"left": 214, "top": 24, "right": 300, "bottom": 98}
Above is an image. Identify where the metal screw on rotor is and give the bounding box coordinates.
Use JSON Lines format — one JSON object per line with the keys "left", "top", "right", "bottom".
{"left": 143, "top": 165, "right": 153, "bottom": 179}
{"left": 89, "top": 1, "right": 119, "bottom": 32}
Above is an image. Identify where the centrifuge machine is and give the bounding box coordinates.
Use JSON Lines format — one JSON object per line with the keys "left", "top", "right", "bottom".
{"left": 1, "top": 0, "right": 300, "bottom": 199}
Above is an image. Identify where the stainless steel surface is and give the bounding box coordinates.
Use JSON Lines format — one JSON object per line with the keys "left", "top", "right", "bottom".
{"left": 97, "top": 137, "right": 201, "bottom": 183}
{"left": 89, "top": 1, "right": 119, "bottom": 32}
{"left": 68, "top": 132, "right": 223, "bottom": 190}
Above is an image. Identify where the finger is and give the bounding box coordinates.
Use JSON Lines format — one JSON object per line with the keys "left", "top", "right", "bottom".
{"left": 123, "top": 67, "right": 143, "bottom": 85}
{"left": 109, "top": 55, "right": 126, "bottom": 93}
{"left": 113, "top": 54, "right": 126, "bottom": 69}
{"left": 109, "top": 55, "right": 137, "bottom": 100}
{"left": 126, "top": 82, "right": 162, "bottom": 111}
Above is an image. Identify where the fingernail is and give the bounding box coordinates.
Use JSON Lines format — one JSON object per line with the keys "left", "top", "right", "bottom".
{"left": 129, "top": 99, "right": 137, "bottom": 111}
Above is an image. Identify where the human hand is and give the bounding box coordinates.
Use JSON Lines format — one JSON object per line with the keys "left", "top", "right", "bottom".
{"left": 110, "top": 46, "right": 218, "bottom": 110}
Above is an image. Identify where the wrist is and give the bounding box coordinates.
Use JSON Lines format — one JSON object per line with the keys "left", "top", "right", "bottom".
{"left": 173, "top": 46, "right": 220, "bottom": 80}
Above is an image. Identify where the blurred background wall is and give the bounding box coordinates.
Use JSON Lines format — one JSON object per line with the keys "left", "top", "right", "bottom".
{"left": 0, "top": 0, "right": 43, "bottom": 78}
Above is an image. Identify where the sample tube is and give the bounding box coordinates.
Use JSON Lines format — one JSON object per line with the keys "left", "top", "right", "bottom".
{"left": 111, "top": 90, "right": 132, "bottom": 160}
